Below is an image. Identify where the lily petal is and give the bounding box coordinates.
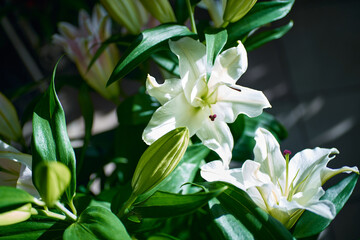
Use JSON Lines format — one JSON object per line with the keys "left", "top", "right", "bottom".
{"left": 213, "top": 85, "right": 271, "bottom": 123}
{"left": 146, "top": 74, "right": 182, "bottom": 105}
{"left": 253, "top": 128, "right": 285, "bottom": 184}
{"left": 142, "top": 93, "right": 208, "bottom": 144}
{"left": 196, "top": 119, "right": 233, "bottom": 167}
{"left": 169, "top": 37, "right": 206, "bottom": 104}
{"left": 209, "top": 41, "right": 248, "bottom": 87}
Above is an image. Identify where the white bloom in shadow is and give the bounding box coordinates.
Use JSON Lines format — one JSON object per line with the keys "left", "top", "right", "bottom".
{"left": 142, "top": 37, "right": 270, "bottom": 167}
{"left": 201, "top": 127, "right": 359, "bottom": 229}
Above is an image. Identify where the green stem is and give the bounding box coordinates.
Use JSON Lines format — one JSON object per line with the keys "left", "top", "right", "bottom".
{"left": 186, "top": 0, "right": 197, "bottom": 34}
{"left": 55, "top": 201, "right": 77, "bottom": 221}
{"left": 116, "top": 193, "right": 138, "bottom": 218}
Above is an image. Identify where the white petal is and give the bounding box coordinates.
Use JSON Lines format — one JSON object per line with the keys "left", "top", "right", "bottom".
{"left": 321, "top": 165, "right": 359, "bottom": 185}
{"left": 142, "top": 93, "right": 208, "bottom": 144}
{"left": 208, "top": 41, "right": 248, "bottom": 87}
{"left": 253, "top": 128, "right": 285, "bottom": 184}
{"left": 169, "top": 37, "right": 207, "bottom": 104}
{"left": 289, "top": 147, "right": 339, "bottom": 192}
{"left": 241, "top": 160, "right": 272, "bottom": 188}
{"left": 200, "top": 160, "right": 246, "bottom": 190}
{"left": 213, "top": 84, "right": 271, "bottom": 123}
{"left": 146, "top": 75, "right": 182, "bottom": 105}
{"left": 196, "top": 119, "right": 233, "bottom": 167}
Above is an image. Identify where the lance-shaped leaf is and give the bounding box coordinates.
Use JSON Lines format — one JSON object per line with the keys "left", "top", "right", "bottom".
{"left": 63, "top": 206, "right": 131, "bottom": 240}
{"left": 205, "top": 29, "right": 228, "bottom": 81}
{"left": 293, "top": 173, "right": 359, "bottom": 238}
{"left": 0, "top": 187, "right": 36, "bottom": 213}
{"left": 107, "top": 24, "right": 196, "bottom": 86}
{"left": 244, "top": 21, "right": 293, "bottom": 52}
{"left": 132, "top": 187, "right": 227, "bottom": 218}
{"left": 226, "top": 0, "right": 294, "bottom": 47}
{"left": 32, "top": 60, "right": 76, "bottom": 206}
{"left": 202, "top": 182, "right": 293, "bottom": 240}
{"left": 0, "top": 92, "right": 22, "bottom": 142}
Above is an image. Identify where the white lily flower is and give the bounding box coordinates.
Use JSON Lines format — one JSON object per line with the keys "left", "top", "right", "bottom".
{"left": 142, "top": 37, "right": 271, "bottom": 167}
{"left": 201, "top": 127, "right": 359, "bottom": 229}
{"left": 0, "top": 140, "right": 39, "bottom": 198}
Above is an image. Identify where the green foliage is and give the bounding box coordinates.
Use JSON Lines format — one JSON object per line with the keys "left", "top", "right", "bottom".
{"left": 63, "top": 206, "right": 131, "bottom": 240}
{"left": 31, "top": 60, "right": 77, "bottom": 206}
{"left": 0, "top": 187, "right": 35, "bottom": 212}
{"left": 107, "top": 24, "right": 196, "bottom": 86}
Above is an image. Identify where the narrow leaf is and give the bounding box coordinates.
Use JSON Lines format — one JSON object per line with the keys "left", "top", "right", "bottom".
{"left": 293, "top": 173, "right": 359, "bottom": 238}
{"left": 0, "top": 187, "right": 34, "bottom": 213}
{"left": 226, "top": 0, "right": 295, "bottom": 46}
{"left": 32, "top": 59, "right": 76, "bottom": 205}
{"left": 245, "top": 21, "right": 293, "bottom": 51}
{"left": 132, "top": 187, "right": 227, "bottom": 218}
{"left": 107, "top": 24, "right": 196, "bottom": 86}
{"left": 205, "top": 29, "right": 228, "bottom": 80}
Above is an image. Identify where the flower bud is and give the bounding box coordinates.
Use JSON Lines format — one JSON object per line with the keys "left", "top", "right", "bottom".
{"left": 0, "top": 203, "right": 32, "bottom": 226}
{"left": 132, "top": 127, "right": 189, "bottom": 196}
{"left": 34, "top": 161, "right": 71, "bottom": 207}
{"left": 100, "top": 0, "right": 148, "bottom": 35}
{"left": 139, "top": 0, "right": 176, "bottom": 23}
{"left": 223, "top": 0, "right": 257, "bottom": 26}
{"left": 0, "top": 92, "right": 22, "bottom": 142}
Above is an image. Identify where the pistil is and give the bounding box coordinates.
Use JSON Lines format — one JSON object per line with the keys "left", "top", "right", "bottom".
{"left": 283, "top": 150, "right": 291, "bottom": 196}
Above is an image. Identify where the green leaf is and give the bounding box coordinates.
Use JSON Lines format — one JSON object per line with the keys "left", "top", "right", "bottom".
{"left": 63, "top": 206, "right": 131, "bottom": 240}
{"left": 230, "top": 113, "right": 287, "bottom": 162}
{"left": 0, "top": 187, "right": 34, "bottom": 213}
{"left": 203, "top": 182, "right": 293, "bottom": 240}
{"left": 226, "top": 0, "right": 294, "bottom": 47}
{"left": 292, "top": 173, "right": 359, "bottom": 238}
{"left": 32, "top": 59, "right": 76, "bottom": 205}
{"left": 245, "top": 21, "right": 293, "bottom": 51}
{"left": 151, "top": 51, "right": 179, "bottom": 77}
{"left": 205, "top": 29, "right": 228, "bottom": 80}
{"left": 0, "top": 216, "right": 69, "bottom": 239}
{"left": 107, "top": 24, "right": 196, "bottom": 86}
{"left": 209, "top": 198, "right": 254, "bottom": 240}
{"left": 132, "top": 187, "right": 227, "bottom": 218}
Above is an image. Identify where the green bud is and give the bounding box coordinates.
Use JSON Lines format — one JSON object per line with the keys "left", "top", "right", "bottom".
{"left": 34, "top": 161, "right": 71, "bottom": 207}
{"left": 139, "top": 0, "right": 176, "bottom": 23}
{"left": 132, "top": 127, "right": 189, "bottom": 196}
{"left": 100, "top": 0, "right": 148, "bottom": 35}
{"left": 0, "top": 203, "right": 32, "bottom": 226}
{"left": 223, "top": 0, "right": 257, "bottom": 25}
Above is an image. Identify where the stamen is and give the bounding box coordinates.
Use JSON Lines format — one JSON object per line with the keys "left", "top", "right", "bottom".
{"left": 209, "top": 114, "right": 217, "bottom": 121}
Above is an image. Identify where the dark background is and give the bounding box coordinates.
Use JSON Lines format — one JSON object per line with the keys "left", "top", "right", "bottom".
{"left": 1, "top": 0, "right": 359, "bottom": 239}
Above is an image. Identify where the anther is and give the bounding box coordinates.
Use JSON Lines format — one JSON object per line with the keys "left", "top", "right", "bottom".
{"left": 209, "top": 114, "right": 217, "bottom": 121}
{"left": 283, "top": 149, "right": 292, "bottom": 156}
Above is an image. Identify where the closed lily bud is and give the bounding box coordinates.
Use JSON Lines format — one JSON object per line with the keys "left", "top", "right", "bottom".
{"left": 132, "top": 127, "right": 189, "bottom": 196}
{"left": 0, "top": 92, "right": 22, "bottom": 142}
{"left": 101, "top": 0, "right": 148, "bottom": 34}
{"left": 223, "top": 0, "right": 257, "bottom": 26}
{"left": 0, "top": 203, "right": 32, "bottom": 226}
{"left": 34, "top": 161, "right": 71, "bottom": 207}
{"left": 139, "top": 0, "right": 176, "bottom": 23}
{"left": 53, "top": 5, "right": 120, "bottom": 102}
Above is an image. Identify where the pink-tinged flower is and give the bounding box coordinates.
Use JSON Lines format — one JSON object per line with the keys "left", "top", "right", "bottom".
{"left": 201, "top": 128, "right": 359, "bottom": 229}
{"left": 53, "top": 4, "right": 120, "bottom": 102}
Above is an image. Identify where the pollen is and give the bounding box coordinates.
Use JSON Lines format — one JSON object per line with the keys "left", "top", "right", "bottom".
{"left": 209, "top": 114, "right": 217, "bottom": 121}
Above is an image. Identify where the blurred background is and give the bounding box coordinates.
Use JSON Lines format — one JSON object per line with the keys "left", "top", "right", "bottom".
{"left": 0, "top": 0, "right": 359, "bottom": 239}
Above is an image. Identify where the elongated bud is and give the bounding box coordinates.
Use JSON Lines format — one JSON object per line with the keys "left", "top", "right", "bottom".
{"left": 139, "top": 0, "right": 176, "bottom": 23}
{"left": 223, "top": 0, "right": 257, "bottom": 26}
{"left": 0, "top": 92, "right": 22, "bottom": 142}
{"left": 34, "top": 161, "right": 71, "bottom": 207}
{"left": 132, "top": 127, "right": 189, "bottom": 196}
{"left": 0, "top": 203, "right": 32, "bottom": 226}
{"left": 100, "top": 0, "right": 148, "bottom": 34}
